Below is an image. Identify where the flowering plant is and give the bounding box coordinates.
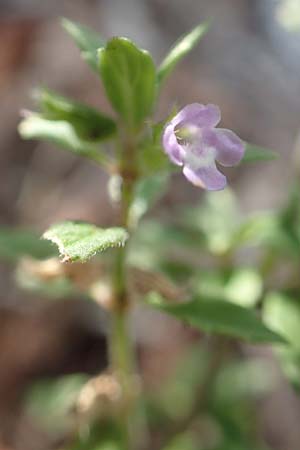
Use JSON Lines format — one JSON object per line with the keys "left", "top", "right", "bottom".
{"left": 2, "top": 17, "right": 298, "bottom": 450}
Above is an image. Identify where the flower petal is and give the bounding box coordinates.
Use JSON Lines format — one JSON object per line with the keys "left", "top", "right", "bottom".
{"left": 183, "top": 162, "right": 227, "bottom": 191}
{"left": 172, "top": 103, "right": 221, "bottom": 129}
{"left": 203, "top": 128, "right": 245, "bottom": 167}
{"left": 162, "top": 123, "right": 185, "bottom": 166}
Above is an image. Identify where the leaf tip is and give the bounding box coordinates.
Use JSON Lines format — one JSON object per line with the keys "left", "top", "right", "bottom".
{"left": 60, "top": 16, "right": 72, "bottom": 31}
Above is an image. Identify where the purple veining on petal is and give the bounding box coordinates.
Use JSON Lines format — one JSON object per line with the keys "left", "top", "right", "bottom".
{"left": 162, "top": 103, "right": 245, "bottom": 191}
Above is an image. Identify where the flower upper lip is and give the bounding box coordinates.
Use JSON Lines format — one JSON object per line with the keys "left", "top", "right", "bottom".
{"left": 162, "top": 103, "right": 245, "bottom": 190}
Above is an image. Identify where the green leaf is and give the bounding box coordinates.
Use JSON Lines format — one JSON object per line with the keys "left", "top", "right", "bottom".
{"left": 147, "top": 294, "right": 285, "bottom": 344}
{"left": 232, "top": 213, "right": 279, "bottom": 247}
{"left": 67, "top": 421, "right": 123, "bottom": 450}
{"left": 38, "top": 88, "right": 116, "bottom": 141}
{"left": 157, "top": 22, "right": 209, "bottom": 85}
{"left": 128, "top": 220, "right": 202, "bottom": 273}
{"left": 99, "top": 37, "right": 156, "bottom": 129}
{"left": 263, "top": 292, "right": 300, "bottom": 386}
{"left": 139, "top": 143, "right": 171, "bottom": 175}
{"left": 19, "top": 115, "right": 108, "bottom": 165}
{"left": 26, "top": 374, "right": 88, "bottom": 432}
{"left": 263, "top": 292, "right": 300, "bottom": 350}
{"left": 224, "top": 269, "right": 263, "bottom": 308}
{"left": 215, "top": 359, "right": 276, "bottom": 404}
{"left": 163, "top": 432, "right": 199, "bottom": 450}
{"left": 183, "top": 189, "right": 239, "bottom": 255}
{"left": 278, "top": 183, "right": 300, "bottom": 252}
{"left": 0, "top": 227, "right": 55, "bottom": 262}
{"left": 242, "top": 143, "right": 278, "bottom": 163}
{"left": 138, "top": 122, "right": 173, "bottom": 176}
{"left": 154, "top": 345, "right": 209, "bottom": 422}
{"left": 234, "top": 212, "right": 300, "bottom": 258}
{"left": 43, "top": 221, "right": 129, "bottom": 262}
{"left": 61, "top": 17, "right": 104, "bottom": 72}
{"left": 192, "top": 268, "right": 263, "bottom": 308}
{"left": 129, "top": 172, "right": 170, "bottom": 227}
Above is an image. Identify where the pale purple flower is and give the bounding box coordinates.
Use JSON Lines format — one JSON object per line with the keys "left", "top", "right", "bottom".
{"left": 162, "top": 103, "right": 245, "bottom": 190}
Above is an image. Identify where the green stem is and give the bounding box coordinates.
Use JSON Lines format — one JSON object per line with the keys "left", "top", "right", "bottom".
{"left": 110, "top": 306, "right": 135, "bottom": 447}
{"left": 110, "top": 131, "right": 140, "bottom": 449}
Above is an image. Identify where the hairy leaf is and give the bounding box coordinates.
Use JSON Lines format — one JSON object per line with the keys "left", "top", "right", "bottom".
{"left": 43, "top": 221, "right": 129, "bottom": 262}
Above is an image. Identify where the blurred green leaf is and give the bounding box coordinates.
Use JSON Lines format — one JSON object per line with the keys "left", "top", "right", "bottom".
{"left": 263, "top": 292, "right": 300, "bottom": 350}
{"left": 129, "top": 172, "right": 170, "bottom": 227}
{"left": 215, "top": 359, "right": 276, "bottom": 405}
{"left": 153, "top": 345, "right": 210, "bottom": 422}
{"left": 192, "top": 268, "right": 263, "bottom": 308}
{"left": 162, "top": 432, "right": 199, "bottom": 450}
{"left": 19, "top": 115, "right": 108, "bottom": 164}
{"left": 38, "top": 88, "right": 116, "bottom": 141}
{"left": 234, "top": 212, "right": 300, "bottom": 258}
{"left": 233, "top": 213, "right": 279, "bottom": 247}
{"left": 182, "top": 189, "right": 299, "bottom": 258}
{"left": 242, "top": 143, "right": 278, "bottom": 163}
{"left": 138, "top": 143, "right": 171, "bottom": 175}
{"left": 279, "top": 183, "right": 300, "bottom": 251}
{"left": 151, "top": 345, "right": 274, "bottom": 450}
{"left": 26, "top": 374, "right": 88, "bottom": 432}
{"left": 138, "top": 121, "right": 173, "bottom": 175}
{"left": 231, "top": 184, "right": 300, "bottom": 257}
{"left": 157, "top": 22, "right": 209, "bottom": 85}
{"left": 61, "top": 18, "right": 104, "bottom": 72}
{"left": 67, "top": 421, "right": 123, "bottom": 450}
{"left": 183, "top": 189, "right": 239, "bottom": 255}
{"left": 129, "top": 219, "right": 203, "bottom": 272}
{"left": 263, "top": 292, "right": 300, "bottom": 385}
{"left": 212, "top": 360, "right": 276, "bottom": 450}
{"left": 0, "top": 227, "right": 55, "bottom": 262}
{"left": 147, "top": 294, "right": 285, "bottom": 343}
{"left": 99, "top": 37, "right": 156, "bottom": 129}
{"left": 225, "top": 269, "right": 263, "bottom": 307}
{"left": 43, "top": 221, "right": 129, "bottom": 262}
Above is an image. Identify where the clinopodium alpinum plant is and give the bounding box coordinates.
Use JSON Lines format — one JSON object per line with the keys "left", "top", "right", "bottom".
{"left": 10, "top": 17, "right": 293, "bottom": 450}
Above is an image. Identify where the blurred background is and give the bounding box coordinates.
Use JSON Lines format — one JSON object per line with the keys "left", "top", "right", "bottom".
{"left": 1, "top": 0, "right": 300, "bottom": 449}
